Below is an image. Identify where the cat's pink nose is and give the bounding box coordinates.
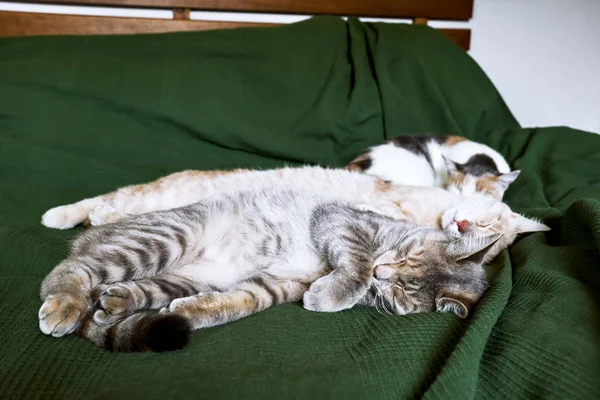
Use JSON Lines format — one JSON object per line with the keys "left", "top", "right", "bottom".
{"left": 456, "top": 220, "right": 471, "bottom": 233}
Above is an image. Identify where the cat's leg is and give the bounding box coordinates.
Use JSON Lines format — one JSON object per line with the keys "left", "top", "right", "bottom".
{"left": 92, "top": 275, "right": 210, "bottom": 326}
{"left": 87, "top": 204, "right": 128, "bottom": 227}
{"left": 41, "top": 169, "right": 235, "bottom": 229}
{"left": 39, "top": 219, "right": 193, "bottom": 336}
{"left": 38, "top": 258, "right": 103, "bottom": 337}
{"left": 305, "top": 209, "right": 376, "bottom": 313}
{"left": 162, "top": 276, "right": 309, "bottom": 329}
{"left": 42, "top": 196, "right": 105, "bottom": 229}
{"left": 302, "top": 267, "right": 373, "bottom": 313}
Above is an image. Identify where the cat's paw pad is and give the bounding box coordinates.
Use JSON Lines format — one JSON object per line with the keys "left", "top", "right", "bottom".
{"left": 303, "top": 278, "right": 338, "bottom": 312}
{"left": 168, "top": 295, "right": 203, "bottom": 317}
{"left": 303, "top": 290, "right": 333, "bottom": 312}
{"left": 97, "top": 287, "right": 134, "bottom": 314}
{"left": 167, "top": 293, "right": 218, "bottom": 318}
{"left": 94, "top": 287, "right": 136, "bottom": 325}
{"left": 303, "top": 275, "right": 363, "bottom": 313}
{"left": 41, "top": 205, "right": 80, "bottom": 229}
{"left": 92, "top": 309, "right": 122, "bottom": 326}
{"left": 88, "top": 205, "right": 125, "bottom": 226}
{"left": 38, "top": 294, "right": 87, "bottom": 337}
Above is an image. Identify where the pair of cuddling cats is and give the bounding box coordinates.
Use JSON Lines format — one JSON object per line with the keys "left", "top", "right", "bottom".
{"left": 38, "top": 135, "right": 549, "bottom": 352}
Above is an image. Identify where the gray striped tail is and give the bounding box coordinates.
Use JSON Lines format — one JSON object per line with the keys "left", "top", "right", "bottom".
{"left": 77, "top": 311, "right": 192, "bottom": 352}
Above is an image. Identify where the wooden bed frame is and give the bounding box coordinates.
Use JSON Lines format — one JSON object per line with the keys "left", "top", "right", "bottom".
{"left": 0, "top": 1, "right": 473, "bottom": 50}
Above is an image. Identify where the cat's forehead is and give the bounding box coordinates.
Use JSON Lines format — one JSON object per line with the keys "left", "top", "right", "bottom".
{"left": 447, "top": 172, "right": 500, "bottom": 196}
{"left": 457, "top": 194, "right": 508, "bottom": 214}
{"left": 408, "top": 229, "right": 448, "bottom": 247}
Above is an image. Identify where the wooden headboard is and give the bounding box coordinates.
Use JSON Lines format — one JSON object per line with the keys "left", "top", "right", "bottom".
{"left": 0, "top": 1, "right": 473, "bottom": 50}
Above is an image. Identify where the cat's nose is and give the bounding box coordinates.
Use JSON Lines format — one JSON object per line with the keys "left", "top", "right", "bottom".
{"left": 456, "top": 220, "right": 471, "bottom": 233}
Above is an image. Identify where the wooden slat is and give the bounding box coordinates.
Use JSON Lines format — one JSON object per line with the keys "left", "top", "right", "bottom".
{"left": 18, "top": 0, "right": 474, "bottom": 20}
{"left": 0, "top": 12, "right": 471, "bottom": 51}
{"left": 440, "top": 28, "right": 471, "bottom": 51}
{"left": 0, "top": 11, "right": 272, "bottom": 35}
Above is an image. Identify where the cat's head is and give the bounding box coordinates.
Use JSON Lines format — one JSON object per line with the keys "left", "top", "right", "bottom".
{"left": 370, "top": 231, "right": 502, "bottom": 318}
{"left": 440, "top": 193, "right": 549, "bottom": 237}
{"left": 444, "top": 157, "right": 520, "bottom": 200}
{"left": 440, "top": 193, "right": 550, "bottom": 263}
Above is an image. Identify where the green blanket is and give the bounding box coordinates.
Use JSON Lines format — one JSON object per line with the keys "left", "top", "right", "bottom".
{"left": 1, "top": 17, "right": 599, "bottom": 399}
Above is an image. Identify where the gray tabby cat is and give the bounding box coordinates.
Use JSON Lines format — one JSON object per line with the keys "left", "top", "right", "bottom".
{"left": 39, "top": 188, "right": 500, "bottom": 352}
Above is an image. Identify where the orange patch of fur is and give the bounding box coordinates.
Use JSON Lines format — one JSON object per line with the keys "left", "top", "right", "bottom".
{"left": 446, "top": 171, "right": 466, "bottom": 190}
{"left": 475, "top": 175, "right": 499, "bottom": 196}
{"left": 374, "top": 179, "right": 391, "bottom": 192}
{"left": 345, "top": 152, "right": 371, "bottom": 171}
{"left": 444, "top": 135, "right": 467, "bottom": 146}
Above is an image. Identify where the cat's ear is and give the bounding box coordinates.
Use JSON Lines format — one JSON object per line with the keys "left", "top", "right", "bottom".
{"left": 512, "top": 213, "right": 551, "bottom": 233}
{"left": 494, "top": 170, "right": 521, "bottom": 196}
{"left": 450, "top": 233, "right": 503, "bottom": 265}
{"left": 435, "top": 295, "right": 470, "bottom": 318}
{"left": 443, "top": 156, "right": 463, "bottom": 175}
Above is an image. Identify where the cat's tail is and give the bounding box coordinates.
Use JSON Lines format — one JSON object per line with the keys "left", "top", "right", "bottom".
{"left": 77, "top": 311, "right": 192, "bottom": 352}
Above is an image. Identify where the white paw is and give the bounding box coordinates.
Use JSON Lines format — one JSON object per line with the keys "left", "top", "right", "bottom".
{"left": 303, "top": 274, "right": 364, "bottom": 313}
{"left": 167, "top": 292, "right": 218, "bottom": 317}
{"left": 303, "top": 277, "right": 340, "bottom": 313}
{"left": 303, "top": 290, "right": 337, "bottom": 312}
{"left": 41, "top": 205, "right": 80, "bottom": 229}
{"left": 88, "top": 204, "right": 125, "bottom": 226}
{"left": 38, "top": 294, "right": 87, "bottom": 337}
{"left": 168, "top": 296, "right": 199, "bottom": 312}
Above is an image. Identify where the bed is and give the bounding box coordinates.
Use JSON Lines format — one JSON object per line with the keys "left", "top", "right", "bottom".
{"left": 0, "top": 1, "right": 599, "bottom": 399}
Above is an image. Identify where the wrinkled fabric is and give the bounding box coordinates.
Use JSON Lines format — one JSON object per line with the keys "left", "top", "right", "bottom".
{"left": 1, "top": 17, "right": 598, "bottom": 400}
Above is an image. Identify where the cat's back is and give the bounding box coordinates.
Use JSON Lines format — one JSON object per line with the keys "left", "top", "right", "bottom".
{"left": 347, "top": 135, "right": 449, "bottom": 186}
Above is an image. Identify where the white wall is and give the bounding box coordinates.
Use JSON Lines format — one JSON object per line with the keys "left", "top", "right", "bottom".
{"left": 1, "top": 0, "right": 599, "bottom": 133}
{"left": 469, "top": 0, "right": 600, "bottom": 134}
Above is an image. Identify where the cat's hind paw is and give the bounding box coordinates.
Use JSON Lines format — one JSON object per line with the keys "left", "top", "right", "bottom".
{"left": 88, "top": 205, "right": 126, "bottom": 226}
{"left": 38, "top": 294, "right": 88, "bottom": 337}
{"left": 42, "top": 205, "right": 82, "bottom": 229}
{"left": 93, "top": 286, "right": 136, "bottom": 326}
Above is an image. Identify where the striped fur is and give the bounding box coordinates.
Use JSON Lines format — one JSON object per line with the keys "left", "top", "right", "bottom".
{"left": 39, "top": 188, "right": 501, "bottom": 352}
{"left": 41, "top": 166, "right": 549, "bottom": 264}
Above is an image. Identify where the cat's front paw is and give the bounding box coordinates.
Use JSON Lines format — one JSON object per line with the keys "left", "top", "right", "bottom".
{"left": 93, "top": 286, "right": 135, "bottom": 326}
{"left": 303, "top": 275, "right": 360, "bottom": 313}
{"left": 161, "top": 293, "right": 220, "bottom": 329}
{"left": 41, "top": 205, "right": 80, "bottom": 229}
{"left": 88, "top": 205, "right": 126, "bottom": 226}
{"left": 38, "top": 294, "right": 88, "bottom": 337}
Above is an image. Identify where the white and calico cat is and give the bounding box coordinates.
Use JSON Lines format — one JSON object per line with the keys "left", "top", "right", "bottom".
{"left": 347, "top": 135, "right": 520, "bottom": 199}
{"left": 41, "top": 166, "right": 549, "bottom": 263}
{"left": 39, "top": 187, "right": 500, "bottom": 351}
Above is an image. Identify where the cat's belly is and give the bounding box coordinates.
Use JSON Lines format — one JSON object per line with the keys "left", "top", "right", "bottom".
{"left": 265, "top": 249, "right": 329, "bottom": 283}
{"left": 175, "top": 246, "right": 327, "bottom": 291}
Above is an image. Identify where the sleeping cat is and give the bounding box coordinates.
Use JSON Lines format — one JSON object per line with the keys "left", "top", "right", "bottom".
{"left": 39, "top": 187, "right": 501, "bottom": 352}
{"left": 346, "top": 135, "right": 520, "bottom": 199}
{"left": 41, "top": 166, "right": 549, "bottom": 263}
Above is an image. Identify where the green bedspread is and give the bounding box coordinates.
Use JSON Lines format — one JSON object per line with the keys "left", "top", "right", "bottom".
{"left": 1, "top": 17, "right": 599, "bottom": 399}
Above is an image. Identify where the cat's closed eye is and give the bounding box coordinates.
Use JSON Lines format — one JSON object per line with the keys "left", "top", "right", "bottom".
{"left": 477, "top": 217, "right": 500, "bottom": 228}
